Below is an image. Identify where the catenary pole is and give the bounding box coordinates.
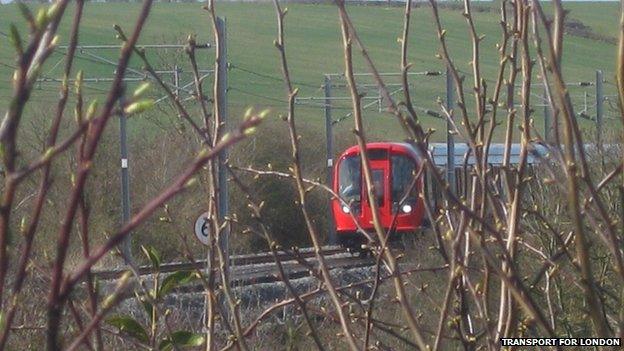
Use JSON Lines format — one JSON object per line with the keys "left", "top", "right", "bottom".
{"left": 596, "top": 69, "right": 604, "bottom": 149}
{"left": 216, "top": 17, "right": 229, "bottom": 277}
{"left": 544, "top": 87, "right": 552, "bottom": 143}
{"left": 445, "top": 67, "right": 456, "bottom": 194}
{"left": 324, "top": 75, "right": 336, "bottom": 245}
{"left": 119, "top": 91, "right": 133, "bottom": 264}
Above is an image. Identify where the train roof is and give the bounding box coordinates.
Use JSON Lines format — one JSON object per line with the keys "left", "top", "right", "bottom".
{"left": 428, "top": 143, "right": 549, "bottom": 166}
{"left": 341, "top": 142, "right": 415, "bottom": 156}
{"left": 339, "top": 142, "right": 549, "bottom": 166}
{"left": 339, "top": 142, "right": 620, "bottom": 167}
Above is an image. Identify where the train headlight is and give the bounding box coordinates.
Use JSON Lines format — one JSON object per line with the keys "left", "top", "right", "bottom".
{"left": 401, "top": 204, "right": 413, "bottom": 214}
{"left": 341, "top": 205, "right": 351, "bottom": 214}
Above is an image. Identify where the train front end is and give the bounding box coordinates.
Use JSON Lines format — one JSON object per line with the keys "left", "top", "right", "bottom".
{"left": 332, "top": 143, "right": 425, "bottom": 248}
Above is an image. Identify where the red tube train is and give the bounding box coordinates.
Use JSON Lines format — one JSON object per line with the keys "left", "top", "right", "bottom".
{"left": 332, "top": 142, "right": 425, "bottom": 248}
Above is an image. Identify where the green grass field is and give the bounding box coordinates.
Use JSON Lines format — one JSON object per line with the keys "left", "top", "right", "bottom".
{"left": 0, "top": 1, "right": 622, "bottom": 143}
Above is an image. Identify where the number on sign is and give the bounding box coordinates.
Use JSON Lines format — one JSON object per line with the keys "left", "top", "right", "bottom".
{"left": 193, "top": 212, "right": 211, "bottom": 245}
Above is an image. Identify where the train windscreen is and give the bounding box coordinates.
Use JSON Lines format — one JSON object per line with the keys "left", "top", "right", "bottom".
{"left": 391, "top": 155, "right": 417, "bottom": 204}
{"left": 339, "top": 156, "right": 361, "bottom": 203}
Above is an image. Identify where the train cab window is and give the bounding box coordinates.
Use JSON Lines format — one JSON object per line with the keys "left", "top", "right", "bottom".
{"left": 339, "top": 156, "right": 361, "bottom": 203}
{"left": 391, "top": 155, "right": 417, "bottom": 205}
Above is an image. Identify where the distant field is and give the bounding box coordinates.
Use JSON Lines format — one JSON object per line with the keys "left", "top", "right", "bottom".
{"left": 0, "top": 1, "right": 622, "bottom": 143}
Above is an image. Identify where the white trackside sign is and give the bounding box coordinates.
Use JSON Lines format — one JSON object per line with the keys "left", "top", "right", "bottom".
{"left": 194, "top": 211, "right": 210, "bottom": 246}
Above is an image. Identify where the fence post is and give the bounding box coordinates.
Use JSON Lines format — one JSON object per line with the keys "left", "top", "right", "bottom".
{"left": 325, "top": 75, "right": 336, "bottom": 245}
{"left": 445, "top": 67, "right": 456, "bottom": 194}
{"left": 596, "top": 69, "right": 604, "bottom": 149}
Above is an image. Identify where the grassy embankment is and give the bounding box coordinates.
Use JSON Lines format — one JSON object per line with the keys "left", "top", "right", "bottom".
{"left": 0, "top": 1, "right": 622, "bottom": 257}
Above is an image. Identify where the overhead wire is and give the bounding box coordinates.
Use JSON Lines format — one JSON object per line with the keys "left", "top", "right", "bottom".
{"left": 228, "top": 86, "right": 289, "bottom": 104}
{"left": 229, "top": 63, "right": 321, "bottom": 89}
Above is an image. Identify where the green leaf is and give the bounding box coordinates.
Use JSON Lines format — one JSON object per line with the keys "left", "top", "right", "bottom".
{"left": 35, "top": 8, "right": 48, "bottom": 29}
{"left": 86, "top": 100, "right": 98, "bottom": 120}
{"left": 124, "top": 99, "right": 154, "bottom": 115}
{"left": 133, "top": 82, "right": 151, "bottom": 97}
{"left": 140, "top": 245, "right": 161, "bottom": 270}
{"left": 159, "top": 331, "right": 205, "bottom": 351}
{"left": 46, "top": 3, "right": 59, "bottom": 19}
{"left": 74, "top": 70, "right": 83, "bottom": 94}
{"left": 159, "top": 271, "right": 197, "bottom": 297}
{"left": 106, "top": 315, "right": 149, "bottom": 344}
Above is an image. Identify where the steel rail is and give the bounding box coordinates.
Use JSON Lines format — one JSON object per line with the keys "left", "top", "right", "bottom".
{"left": 93, "top": 245, "right": 346, "bottom": 280}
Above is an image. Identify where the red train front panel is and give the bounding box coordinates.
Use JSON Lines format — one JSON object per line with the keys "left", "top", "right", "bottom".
{"left": 332, "top": 143, "right": 425, "bottom": 243}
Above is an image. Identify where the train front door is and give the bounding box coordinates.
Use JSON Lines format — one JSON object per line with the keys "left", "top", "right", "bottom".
{"left": 361, "top": 158, "right": 390, "bottom": 230}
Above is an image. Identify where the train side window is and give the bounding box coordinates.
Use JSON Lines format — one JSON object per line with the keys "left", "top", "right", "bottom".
{"left": 339, "top": 156, "right": 361, "bottom": 203}
{"left": 391, "top": 155, "right": 417, "bottom": 203}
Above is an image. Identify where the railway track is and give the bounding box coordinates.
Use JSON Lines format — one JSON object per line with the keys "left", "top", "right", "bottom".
{"left": 93, "top": 246, "right": 366, "bottom": 285}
